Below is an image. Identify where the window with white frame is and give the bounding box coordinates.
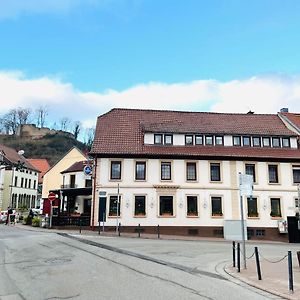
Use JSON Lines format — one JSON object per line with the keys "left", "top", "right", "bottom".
{"left": 135, "top": 161, "right": 146, "bottom": 180}
{"left": 186, "top": 162, "right": 197, "bottom": 181}
{"left": 282, "top": 137, "right": 290, "bottom": 148}
{"left": 159, "top": 196, "right": 173, "bottom": 216}
{"left": 270, "top": 198, "right": 281, "bottom": 217}
{"left": 195, "top": 135, "right": 203, "bottom": 145}
{"left": 187, "top": 196, "right": 198, "bottom": 216}
{"left": 109, "top": 195, "right": 121, "bottom": 216}
{"left": 263, "top": 137, "right": 271, "bottom": 147}
{"left": 292, "top": 165, "right": 300, "bottom": 184}
{"left": 215, "top": 136, "right": 223, "bottom": 145}
{"left": 210, "top": 163, "right": 221, "bottom": 182}
{"left": 134, "top": 195, "right": 146, "bottom": 216}
{"left": 252, "top": 137, "right": 261, "bottom": 147}
{"left": 154, "top": 134, "right": 163, "bottom": 145}
{"left": 233, "top": 136, "right": 241, "bottom": 146}
{"left": 272, "top": 137, "right": 280, "bottom": 148}
{"left": 164, "top": 134, "right": 173, "bottom": 145}
{"left": 245, "top": 163, "right": 256, "bottom": 183}
{"left": 211, "top": 196, "right": 222, "bottom": 216}
{"left": 268, "top": 164, "right": 279, "bottom": 183}
{"left": 110, "top": 161, "right": 121, "bottom": 180}
{"left": 247, "top": 197, "right": 258, "bottom": 217}
{"left": 243, "top": 136, "right": 251, "bottom": 146}
{"left": 185, "top": 135, "right": 193, "bottom": 145}
{"left": 161, "top": 162, "right": 171, "bottom": 180}
{"left": 205, "top": 135, "right": 213, "bottom": 145}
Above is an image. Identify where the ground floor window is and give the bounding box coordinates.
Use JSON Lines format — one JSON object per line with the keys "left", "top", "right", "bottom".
{"left": 247, "top": 197, "right": 258, "bottom": 217}
{"left": 187, "top": 196, "right": 198, "bottom": 216}
{"left": 159, "top": 196, "right": 173, "bottom": 216}
{"left": 109, "top": 195, "right": 121, "bottom": 216}
{"left": 270, "top": 198, "right": 281, "bottom": 217}
{"left": 211, "top": 196, "right": 223, "bottom": 216}
{"left": 134, "top": 196, "right": 146, "bottom": 216}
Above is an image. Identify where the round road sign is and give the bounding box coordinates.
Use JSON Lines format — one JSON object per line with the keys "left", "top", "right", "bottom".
{"left": 48, "top": 192, "right": 56, "bottom": 201}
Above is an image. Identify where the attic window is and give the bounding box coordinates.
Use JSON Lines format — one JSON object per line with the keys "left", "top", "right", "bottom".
{"left": 282, "top": 138, "right": 290, "bottom": 148}
{"left": 154, "top": 134, "right": 163, "bottom": 145}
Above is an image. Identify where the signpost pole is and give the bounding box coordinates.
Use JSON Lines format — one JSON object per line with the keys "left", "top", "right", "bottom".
{"left": 50, "top": 200, "right": 53, "bottom": 229}
{"left": 239, "top": 192, "right": 246, "bottom": 269}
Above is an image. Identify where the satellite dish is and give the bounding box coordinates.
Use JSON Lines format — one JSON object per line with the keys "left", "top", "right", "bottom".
{"left": 18, "top": 150, "right": 25, "bottom": 156}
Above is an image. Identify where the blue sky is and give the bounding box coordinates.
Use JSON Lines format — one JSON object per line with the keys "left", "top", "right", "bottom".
{"left": 1, "top": 0, "right": 300, "bottom": 128}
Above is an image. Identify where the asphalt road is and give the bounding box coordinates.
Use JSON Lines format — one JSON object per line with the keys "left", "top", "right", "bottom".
{"left": 0, "top": 225, "right": 284, "bottom": 300}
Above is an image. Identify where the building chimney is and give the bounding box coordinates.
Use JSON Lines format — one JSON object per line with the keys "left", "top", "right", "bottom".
{"left": 280, "top": 108, "right": 289, "bottom": 113}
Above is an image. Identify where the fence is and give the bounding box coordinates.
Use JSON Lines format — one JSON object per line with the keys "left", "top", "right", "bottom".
{"left": 232, "top": 241, "right": 294, "bottom": 293}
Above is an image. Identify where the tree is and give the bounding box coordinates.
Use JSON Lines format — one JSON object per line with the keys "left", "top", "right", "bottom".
{"left": 35, "top": 106, "right": 48, "bottom": 128}
{"left": 59, "top": 117, "right": 71, "bottom": 132}
{"left": 72, "top": 121, "right": 81, "bottom": 140}
{"left": 17, "top": 107, "right": 31, "bottom": 125}
{"left": 84, "top": 127, "right": 95, "bottom": 150}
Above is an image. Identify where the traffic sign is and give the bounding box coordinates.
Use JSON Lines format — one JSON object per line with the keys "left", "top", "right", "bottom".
{"left": 83, "top": 165, "right": 93, "bottom": 176}
{"left": 48, "top": 192, "right": 56, "bottom": 201}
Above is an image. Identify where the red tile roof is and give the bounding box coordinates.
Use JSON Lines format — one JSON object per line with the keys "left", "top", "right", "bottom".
{"left": 61, "top": 161, "right": 92, "bottom": 174}
{"left": 280, "top": 112, "right": 300, "bottom": 132}
{"left": 27, "top": 159, "right": 51, "bottom": 183}
{"left": 0, "top": 144, "right": 39, "bottom": 171}
{"left": 91, "top": 108, "right": 300, "bottom": 161}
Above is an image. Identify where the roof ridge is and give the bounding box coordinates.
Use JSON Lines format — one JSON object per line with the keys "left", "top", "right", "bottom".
{"left": 99, "top": 107, "right": 279, "bottom": 117}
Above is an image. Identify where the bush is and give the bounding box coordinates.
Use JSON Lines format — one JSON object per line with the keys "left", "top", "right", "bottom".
{"left": 32, "top": 216, "right": 41, "bottom": 227}
{"left": 23, "top": 216, "right": 29, "bottom": 225}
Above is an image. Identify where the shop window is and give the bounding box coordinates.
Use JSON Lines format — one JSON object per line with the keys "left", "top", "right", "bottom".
{"left": 109, "top": 195, "right": 121, "bottom": 216}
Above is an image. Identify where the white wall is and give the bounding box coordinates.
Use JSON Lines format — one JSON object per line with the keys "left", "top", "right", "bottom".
{"left": 92, "top": 158, "right": 298, "bottom": 228}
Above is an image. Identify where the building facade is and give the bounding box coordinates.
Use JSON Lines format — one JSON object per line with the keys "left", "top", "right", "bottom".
{"left": 0, "top": 144, "right": 39, "bottom": 211}
{"left": 90, "top": 109, "right": 300, "bottom": 240}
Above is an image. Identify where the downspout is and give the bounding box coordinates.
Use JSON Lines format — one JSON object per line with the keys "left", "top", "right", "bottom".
{"left": 91, "top": 156, "right": 98, "bottom": 230}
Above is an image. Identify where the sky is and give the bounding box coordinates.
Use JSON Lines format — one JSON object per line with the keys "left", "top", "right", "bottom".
{"left": 1, "top": 0, "right": 300, "bottom": 129}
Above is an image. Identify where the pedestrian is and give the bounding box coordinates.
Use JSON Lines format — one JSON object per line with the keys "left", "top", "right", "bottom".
{"left": 28, "top": 209, "right": 34, "bottom": 225}
{"left": 6, "top": 207, "right": 13, "bottom": 225}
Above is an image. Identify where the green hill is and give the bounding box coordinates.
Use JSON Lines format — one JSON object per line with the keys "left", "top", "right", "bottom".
{"left": 0, "top": 134, "right": 88, "bottom": 166}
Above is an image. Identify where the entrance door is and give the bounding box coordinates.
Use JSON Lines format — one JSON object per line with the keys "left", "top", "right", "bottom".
{"left": 83, "top": 199, "right": 91, "bottom": 215}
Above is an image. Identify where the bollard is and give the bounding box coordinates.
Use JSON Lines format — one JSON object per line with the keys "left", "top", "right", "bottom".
{"left": 79, "top": 217, "right": 82, "bottom": 234}
{"left": 288, "top": 251, "right": 294, "bottom": 293}
{"left": 98, "top": 221, "right": 101, "bottom": 235}
{"left": 237, "top": 243, "right": 241, "bottom": 273}
{"left": 138, "top": 223, "right": 141, "bottom": 238}
{"left": 254, "top": 247, "right": 262, "bottom": 280}
{"left": 118, "top": 222, "right": 121, "bottom": 237}
{"left": 232, "top": 241, "right": 236, "bottom": 268}
{"left": 297, "top": 251, "right": 300, "bottom": 267}
{"left": 157, "top": 224, "right": 160, "bottom": 239}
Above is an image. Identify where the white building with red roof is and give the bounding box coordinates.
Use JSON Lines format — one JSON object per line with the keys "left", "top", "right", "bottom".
{"left": 90, "top": 108, "right": 300, "bottom": 241}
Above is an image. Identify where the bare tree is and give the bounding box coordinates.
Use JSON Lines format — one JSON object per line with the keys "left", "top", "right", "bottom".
{"left": 59, "top": 117, "right": 71, "bottom": 132}
{"left": 17, "top": 107, "right": 31, "bottom": 125}
{"left": 84, "top": 127, "right": 95, "bottom": 150}
{"left": 2, "top": 109, "right": 18, "bottom": 134}
{"left": 35, "top": 106, "right": 48, "bottom": 128}
{"left": 72, "top": 121, "right": 81, "bottom": 140}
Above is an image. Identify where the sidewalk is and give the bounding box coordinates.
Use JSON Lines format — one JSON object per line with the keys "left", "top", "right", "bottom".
{"left": 15, "top": 223, "right": 300, "bottom": 299}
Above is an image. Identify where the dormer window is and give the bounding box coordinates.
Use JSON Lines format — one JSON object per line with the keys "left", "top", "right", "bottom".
{"left": 154, "top": 134, "right": 163, "bottom": 145}
{"left": 195, "top": 135, "right": 203, "bottom": 145}
{"left": 263, "top": 137, "right": 271, "bottom": 147}
{"left": 243, "top": 136, "right": 251, "bottom": 146}
{"left": 205, "top": 135, "right": 213, "bottom": 145}
{"left": 185, "top": 135, "right": 193, "bottom": 145}
{"left": 215, "top": 136, "right": 223, "bottom": 146}
{"left": 252, "top": 137, "right": 261, "bottom": 147}
{"left": 272, "top": 137, "right": 280, "bottom": 148}
{"left": 233, "top": 136, "right": 241, "bottom": 146}
{"left": 282, "top": 137, "right": 290, "bottom": 148}
{"left": 164, "top": 134, "right": 173, "bottom": 145}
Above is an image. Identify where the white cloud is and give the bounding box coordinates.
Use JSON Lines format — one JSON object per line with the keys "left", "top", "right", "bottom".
{"left": 1, "top": 70, "right": 300, "bottom": 130}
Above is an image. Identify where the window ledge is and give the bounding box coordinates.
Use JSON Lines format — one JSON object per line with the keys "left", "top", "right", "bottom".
{"left": 187, "top": 215, "right": 199, "bottom": 218}
{"left": 211, "top": 215, "right": 223, "bottom": 219}
{"left": 268, "top": 183, "right": 281, "bottom": 185}
{"left": 158, "top": 215, "right": 176, "bottom": 218}
{"left": 271, "top": 216, "right": 282, "bottom": 220}
{"left": 108, "top": 216, "right": 121, "bottom": 218}
{"left": 247, "top": 216, "right": 260, "bottom": 219}
{"left": 134, "top": 215, "right": 147, "bottom": 218}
